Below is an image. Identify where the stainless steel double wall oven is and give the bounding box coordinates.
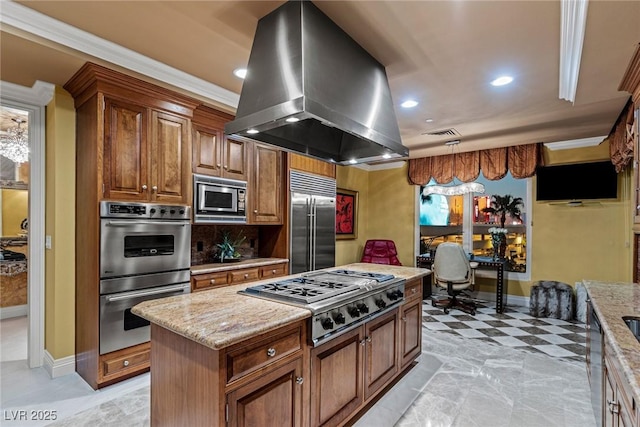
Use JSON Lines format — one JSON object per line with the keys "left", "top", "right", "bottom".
{"left": 99, "top": 201, "right": 191, "bottom": 355}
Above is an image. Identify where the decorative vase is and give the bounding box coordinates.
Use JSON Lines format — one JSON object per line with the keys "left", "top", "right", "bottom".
{"left": 491, "top": 232, "right": 507, "bottom": 260}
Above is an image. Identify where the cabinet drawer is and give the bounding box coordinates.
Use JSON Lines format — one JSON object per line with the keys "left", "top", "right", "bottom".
{"left": 226, "top": 325, "right": 302, "bottom": 384}
{"left": 260, "top": 263, "right": 288, "bottom": 279}
{"left": 229, "top": 268, "right": 260, "bottom": 284}
{"left": 192, "top": 271, "right": 230, "bottom": 292}
{"left": 101, "top": 344, "right": 150, "bottom": 378}
{"left": 404, "top": 279, "right": 422, "bottom": 302}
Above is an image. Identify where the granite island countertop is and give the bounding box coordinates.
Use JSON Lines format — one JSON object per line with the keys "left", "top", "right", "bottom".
{"left": 133, "top": 263, "right": 430, "bottom": 351}
{"left": 191, "top": 257, "right": 289, "bottom": 275}
{"left": 583, "top": 280, "right": 640, "bottom": 405}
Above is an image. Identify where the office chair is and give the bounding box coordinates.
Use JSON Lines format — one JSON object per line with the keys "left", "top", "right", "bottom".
{"left": 360, "top": 240, "right": 402, "bottom": 265}
{"left": 431, "top": 242, "right": 478, "bottom": 315}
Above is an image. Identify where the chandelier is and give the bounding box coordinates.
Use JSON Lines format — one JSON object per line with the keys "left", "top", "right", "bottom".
{"left": 0, "top": 118, "right": 29, "bottom": 164}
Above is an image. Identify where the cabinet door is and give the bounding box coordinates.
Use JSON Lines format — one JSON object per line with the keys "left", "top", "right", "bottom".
{"left": 192, "top": 125, "right": 223, "bottom": 176}
{"left": 250, "top": 143, "right": 283, "bottom": 224}
{"left": 227, "top": 357, "right": 303, "bottom": 427}
{"left": 223, "top": 137, "right": 248, "bottom": 181}
{"left": 310, "top": 327, "right": 364, "bottom": 427}
{"left": 364, "top": 308, "right": 399, "bottom": 400}
{"left": 150, "top": 110, "right": 190, "bottom": 203}
{"left": 103, "top": 98, "right": 148, "bottom": 201}
{"left": 400, "top": 298, "right": 422, "bottom": 369}
{"left": 604, "top": 365, "right": 615, "bottom": 427}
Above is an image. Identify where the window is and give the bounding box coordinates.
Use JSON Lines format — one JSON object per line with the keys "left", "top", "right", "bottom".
{"left": 419, "top": 172, "right": 530, "bottom": 276}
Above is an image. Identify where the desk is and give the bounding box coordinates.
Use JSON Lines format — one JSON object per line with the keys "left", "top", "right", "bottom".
{"left": 416, "top": 255, "right": 508, "bottom": 314}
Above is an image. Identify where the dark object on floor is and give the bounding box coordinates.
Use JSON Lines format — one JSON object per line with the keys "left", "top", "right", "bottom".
{"left": 529, "top": 280, "right": 574, "bottom": 320}
{"left": 431, "top": 242, "right": 477, "bottom": 315}
{"left": 360, "top": 239, "right": 402, "bottom": 265}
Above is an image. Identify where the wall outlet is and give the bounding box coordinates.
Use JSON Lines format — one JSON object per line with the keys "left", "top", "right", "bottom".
{"left": 45, "top": 235, "right": 52, "bottom": 249}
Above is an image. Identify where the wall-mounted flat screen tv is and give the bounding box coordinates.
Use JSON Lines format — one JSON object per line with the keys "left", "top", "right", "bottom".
{"left": 535, "top": 161, "right": 617, "bottom": 201}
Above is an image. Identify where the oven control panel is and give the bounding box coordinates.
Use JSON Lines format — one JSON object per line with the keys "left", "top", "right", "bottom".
{"left": 100, "top": 201, "right": 191, "bottom": 220}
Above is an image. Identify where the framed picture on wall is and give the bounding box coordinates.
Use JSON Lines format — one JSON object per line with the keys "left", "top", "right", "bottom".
{"left": 336, "top": 188, "right": 358, "bottom": 240}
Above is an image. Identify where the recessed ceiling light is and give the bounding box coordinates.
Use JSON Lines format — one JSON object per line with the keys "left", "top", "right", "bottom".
{"left": 490, "top": 76, "right": 513, "bottom": 86}
{"left": 285, "top": 117, "right": 300, "bottom": 123}
{"left": 233, "top": 68, "right": 247, "bottom": 79}
{"left": 349, "top": 159, "right": 358, "bottom": 164}
{"left": 425, "top": 118, "right": 434, "bottom": 123}
{"left": 401, "top": 100, "right": 419, "bottom": 108}
{"left": 246, "top": 129, "right": 259, "bottom": 134}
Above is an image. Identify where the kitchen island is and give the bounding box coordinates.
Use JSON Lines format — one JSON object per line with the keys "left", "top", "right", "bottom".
{"left": 584, "top": 280, "right": 640, "bottom": 426}
{"left": 133, "top": 263, "right": 429, "bottom": 427}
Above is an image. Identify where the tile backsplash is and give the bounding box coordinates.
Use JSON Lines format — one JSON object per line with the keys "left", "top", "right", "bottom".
{"left": 191, "top": 225, "right": 259, "bottom": 265}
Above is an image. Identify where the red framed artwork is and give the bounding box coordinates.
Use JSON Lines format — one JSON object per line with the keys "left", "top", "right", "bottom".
{"left": 336, "top": 188, "right": 358, "bottom": 240}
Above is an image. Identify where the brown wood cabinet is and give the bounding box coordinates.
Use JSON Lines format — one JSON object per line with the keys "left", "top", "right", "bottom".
{"left": 64, "top": 62, "right": 200, "bottom": 389}
{"left": 309, "top": 308, "right": 400, "bottom": 427}
{"left": 288, "top": 152, "right": 336, "bottom": 178}
{"left": 150, "top": 320, "right": 307, "bottom": 427}
{"left": 603, "top": 337, "right": 637, "bottom": 427}
{"left": 192, "top": 106, "right": 247, "bottom": 181}
{"left": 399, "top": 279, "right": 423, "bottom": 369}
{"left": 103, "top": 97, "right": 191, "bottom": 203}
{"left": 249, "top": 142, "right": 284, "bottom": 224}
{"left": 191, "top": 262, "right": 289, "bottom": 292}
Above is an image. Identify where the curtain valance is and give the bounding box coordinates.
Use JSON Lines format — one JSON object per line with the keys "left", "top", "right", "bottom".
{"left": 408, "top": 143, "right": 542, "bottom": 185}
{"left": 609, "top": 100, "right": 634, "bottom": 173}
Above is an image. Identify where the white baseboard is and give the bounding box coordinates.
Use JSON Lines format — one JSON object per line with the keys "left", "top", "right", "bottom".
{"left": 0, "top": 304, "right": 28, "bottom": 319}
{"left": 43, "top": 350, "right": 76, "bottom": 378}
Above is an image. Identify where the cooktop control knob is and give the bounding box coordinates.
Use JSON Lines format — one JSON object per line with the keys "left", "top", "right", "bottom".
{"left": 150, "top": 208, "right": 156, "bottom": 214}
{"left": 179, "top": 209, "right": 185, "bottom": 215}
{"left": 170, "top": 209, "right": 176, "bottom": 214}
{"left": 321, "top": 317, "right": 334, "bottom": 330}
{"left": 375, "top": 299, "right": 387, "bottom": 309}
{"left": 332, "top": 312, "right": 346, "bottom": 325}
{"left": 356, "top": 303, "right": 369, "bottom": 314}
{"left": 387, "top": 290, "right": 400, "bottom": 301}
{"left": 347, "top": 306, "right": 360, "bottom": 318}
{"left": 160, "top": 208, "right": 166, "bottom": 214}
{"left": 395, "top": 289, "right": 404, "bottom": 299}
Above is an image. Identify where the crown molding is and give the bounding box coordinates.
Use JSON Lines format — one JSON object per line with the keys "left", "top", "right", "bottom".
{"left": 543, "top": 135, "right": 606, "bottom": 151}
{"left": 0, "top": 1, "right": 239, "bottom": 109}
{"left": 0, "top": 80, "right": 55, "bottom": 106}
{"left": 354, "top": 160, "right": 406, "bottom": 171}
{"left": 619, "top": 43, "right": 640, "bottom": 103}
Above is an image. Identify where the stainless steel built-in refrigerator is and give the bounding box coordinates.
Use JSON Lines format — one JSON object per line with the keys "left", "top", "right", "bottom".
{"left": 290, "top": 170, "right": 336, "bottom": 274}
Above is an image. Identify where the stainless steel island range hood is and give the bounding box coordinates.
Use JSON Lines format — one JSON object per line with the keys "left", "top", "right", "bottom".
{"left": 225, "top": 0, "right": 409, "bottom": 165}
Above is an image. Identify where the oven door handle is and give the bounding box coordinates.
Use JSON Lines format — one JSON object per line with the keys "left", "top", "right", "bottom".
{"left": 105, "top": 284, "right": 189, "bottom": 302}
{"left": 105, "top": 220, "right": 188, "bottom": 227}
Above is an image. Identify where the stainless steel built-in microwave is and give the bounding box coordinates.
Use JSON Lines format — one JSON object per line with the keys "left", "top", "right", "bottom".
{"left": 193, "top": 174, "right": 247, "bottom": 223}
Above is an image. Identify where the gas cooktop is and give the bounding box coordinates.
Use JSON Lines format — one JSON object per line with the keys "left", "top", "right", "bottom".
{"left": 239, "top": 269, "right": 405, "bottom": 346}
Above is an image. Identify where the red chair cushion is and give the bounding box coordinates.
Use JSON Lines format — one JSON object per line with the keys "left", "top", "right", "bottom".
{"left": 360, "top": 240, "right": 402, "bottom": 265}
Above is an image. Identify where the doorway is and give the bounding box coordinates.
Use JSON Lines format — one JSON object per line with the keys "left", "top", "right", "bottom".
{"left": 1, "top": 80, "right": 53, "bottom": 369}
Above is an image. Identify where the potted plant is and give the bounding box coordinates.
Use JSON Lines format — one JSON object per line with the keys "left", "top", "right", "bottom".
{"left": 482, "top": 194, "right": 523, "bottom": 259}
{"left": 216, "top": 231, "right": 246, "bottom": 263}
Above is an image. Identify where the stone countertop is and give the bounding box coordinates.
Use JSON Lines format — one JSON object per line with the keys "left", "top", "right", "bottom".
{"left": 133, "top": 263, "right": 430, "bottom": 351}
{"left": 191, "top": 257, "right": 289, "bottom": 275}
{"left": 583, "top": 280, "right": 640, "bottom": 404}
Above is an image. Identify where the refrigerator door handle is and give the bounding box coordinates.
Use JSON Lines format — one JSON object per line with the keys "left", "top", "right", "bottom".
{"left": 308, "top": 198, "right": 314, "bottom": 271}
{"left": 311, "top": 198, "right": 316, "bottom": 270}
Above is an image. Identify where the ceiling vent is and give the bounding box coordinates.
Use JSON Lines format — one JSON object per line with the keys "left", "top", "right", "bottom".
{"left": 422, "top": 128, "right": 460, "bottom": 137}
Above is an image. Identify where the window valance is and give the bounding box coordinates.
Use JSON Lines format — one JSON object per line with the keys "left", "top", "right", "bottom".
{"left": 408, "top": 143, "right": 542, "bottom": 185}
{"left": 609, "top": 99, "right": 634, "bottom": 173}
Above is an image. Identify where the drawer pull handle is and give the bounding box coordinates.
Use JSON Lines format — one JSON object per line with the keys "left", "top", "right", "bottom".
{"left": 224, "top": 165, "right": 228, "bottom": 169}
{"left": 267, "top": 348, "right": 276, "bottom": 357}
{"left": 142, "top": 184, "right": 148, "bottom": 191}
{"left": 295, "top": 377, "right": 304, "bottom": 385}
{"left": 152, "top": 185, "right": 158, "bottom": 192}
{"left": 210, "top": 279, "right": 216, "bottom": 284}
{"left": 402, "top": 317, "right": 407, "bottom": 322}
{"left": 412, "top": 288, "right": 417, "bottom": 294}
{"left": 254, "top": 210, "right": 258, "bottom": 213}
{"left": 360, "top": 339, "right": 366, "bottom": 346}
{"left": 244, "top": 273, "right": 249, "bottom": 278}
{"left": 216, "top": 163, "right": 221, "bottom": 168}
{"left": 272, "top": 269, "right": 277, "bottom": 274}
{"left": 366, "top": 336, "right": 372, "bottom": 343}
{"left": 123, "top": 360, "right": 129, "bottom": 367}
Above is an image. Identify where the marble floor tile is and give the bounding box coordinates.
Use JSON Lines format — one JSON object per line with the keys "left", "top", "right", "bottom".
{"left": 532, "top": 344, "right": 578, "bottom": 358}
{"left": 454, "top": 328, "right": 490, "bottom": 339}
{"left": 538, "top": 324, "right": 578, "bottom": 335}
{"left": 490, "top": 335, "right": 531, "bottom": 347}
{"left": 498, "top": 326, "right": 534, "bottom": 336}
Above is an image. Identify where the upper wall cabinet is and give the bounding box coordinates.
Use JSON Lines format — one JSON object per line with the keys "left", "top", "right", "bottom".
{"left": 192, "top": 106, "right": 247, "bottom": 181}
{"left": 249, "top": 142, "right": 283, "bottom": 224}
{"left": 65, "top": 63, "right": 199, "bottom": 205}
{"left": 104, "top": 98, "right": 191, "bottom": 203}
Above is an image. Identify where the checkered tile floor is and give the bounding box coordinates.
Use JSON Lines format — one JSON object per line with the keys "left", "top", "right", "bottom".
{"left": 422, "top": 300, "right": 586, "bottom": 363}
